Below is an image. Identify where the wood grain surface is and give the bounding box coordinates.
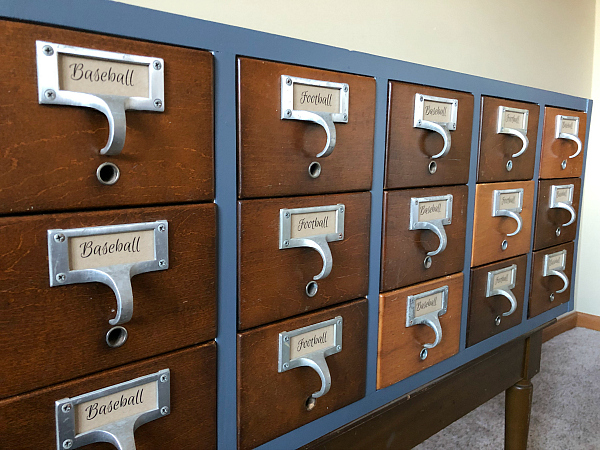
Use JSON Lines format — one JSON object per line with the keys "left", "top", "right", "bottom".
{"left": 385, "top": 82, "right": 473, "bottom": 189}
{"left": 466, "top": 255, "right": 527, "bottom": 347}
{"left": 0, "top": 203, "right": 216, "bottom": 399}
{"left": 381, "top": 185, "right": 467, "bottom": 292}
{"left": 237, "top": 57, "right": 375, "bottom": 199}
{"left": 471, "top": 181, "right": 535, "bottom": 267}
{"left": 0, "top": 342, "right": 216, "bottom": 450}
{"left": 377, "top": 273, "right": 463, "bottom": 390}
{"left": 238, "top": 192, "right": 370, "bottom": 330}
{"left": 539, "top": 106, "right": 587, "bottom": 179}
{"left": 533, "top": 178, "right": 580, "bottom": 251}
{"left": 477, "top": 96, "right": 539, "bottom": 182}
{"left": 237, "top": 299, "right": 368, "bottom": 449}
{"left": 0, "top": 20, "right": 214, "bottom": 215}
{"left": 529, "top": 242, "right": 574, "bottom": 318}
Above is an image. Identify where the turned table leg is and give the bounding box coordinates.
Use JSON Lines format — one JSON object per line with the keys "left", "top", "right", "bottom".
{"left": 505, "top": 378, "right": 533, "bottom": 450}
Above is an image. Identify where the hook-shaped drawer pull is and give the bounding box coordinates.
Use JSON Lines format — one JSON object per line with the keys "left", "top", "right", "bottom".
{"left": 497, "top": 106, "right": 530, "bottom": 159}
{"left": 409, "top": 195, "right": 453, "bottom": 259}
{"left": 492, "top": 188, "right": 524, "bottom": 237}
{"left": 555, "top": 115, "right": 582, "bottom": 159}
{"left": 486, "top": 265, "right": 518, "bottom": 320}
{"left": 543, "top": 249, "right": 570, "bottom": 295}
{"left": 414, "top": 94, "right": 458, "bottom": 160}
{"left": 549, "top": 184, "right": 576, "bottom": 227}
{"left": 406, "top": 286, "right": 448, "bottom": 360}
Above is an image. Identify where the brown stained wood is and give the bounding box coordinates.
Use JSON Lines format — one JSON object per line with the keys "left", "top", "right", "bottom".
{"left": 377, "top": 273, "right": 463, "bottom": 390}
{"left": 466, "top": 255, "right": 527, "bottom": 347}
{"left": 238, "top": 192, "right": 370, "bottom": 330}
{"left": 237, "top": 57, "right": 375, "bottom": 199}
{"left": 0, "top": 203, "right": 216, "bottom": 399}
{"left": 237, "top": 299, "right": 368, "bottom": 449}
{"left": 533, "top": 178, "right": 581, "bottom": 251}
{"left": 477, "top": 96, "right": 539, "bottom": 183}
{"left": 505, "top": 380, "right": 533, "bottom": 450}
{"left": 471, "top": 181, "right": 535, "bottom": 267}
{"left": 539, "top": 106, "right": 587, "bottom": 179}
{"left": 529, "top": 242, "right": 574, "bottom": 318}
{"left": 381, "top": 185, "right": 468, "bottom": 292}
{"left": 0, "top": 342, "right": 216, "bottom": 450}
{"left": 385, "top": 82, "right": 474, "bottom": 189}
{"left": 0, "top": 20, "right": 214, "bottom": 215}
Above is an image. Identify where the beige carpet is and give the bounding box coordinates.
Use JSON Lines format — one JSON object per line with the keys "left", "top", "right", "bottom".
{"left": 415, "top": 327, "right": 600, "bottom": 449}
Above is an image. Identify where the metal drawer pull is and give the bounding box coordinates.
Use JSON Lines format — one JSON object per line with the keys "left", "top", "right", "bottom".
{"left": 549, "top": 184, "right": 576, "bottom": 227}
{"left": 492, "top": 188, "right": 524, "bottom": 237}
{"left": 406, "top": 286, "right": 448, "bottom": 360}
{"left": 414, "top": 94, "right": 458, "bottom": 160}
{"left": 497, "top": 106, "right": 529, "bottom": 158}
{"left": 409, "top": 195, "right": 453, "bottom": 260}
{"left": 555, "top": 115, "right": 582, "bottom": 159}
{"left": 486, "top": 265, "right": 518, "bottom": 324}
{"left": 543, "top": 250, "right": 569, "bottom": 295}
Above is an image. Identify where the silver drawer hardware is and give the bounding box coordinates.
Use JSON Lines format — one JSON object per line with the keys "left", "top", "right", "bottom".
{"left": 36, "top": 41, "right": 165, "bottom": 156}
{"left": 55, "top": 369, "right": 170, "bottom": 450}
{"left": 497, "top": 106, "right": 529, "bottom": 158}
{"left": 48, "top": 221, "right": 169, "bottom": 326}
{"left": 543, "top": 249, "right": 569, "bottom": 295}
{"left": 279, "top": 204, "right": 345, "bottom": 283}
{"left": 549, "top": 184, "right": 576, "bottom": 227}
{"left": 409, "top": 195, "right": 453, "bottom": 259}
{"left": 492, "top": 188, "right": 524, "bottom": 237}
{"left": 281, "top": 75, "right": 349, "bottom": 160}
{"left": 555, "top": 115, "right": 582, "bottom": 159}
{"left": 414, "top": 94, "right": 458, "bottom": 160}
{"left": 406, "top": 286, "right": 448, "bottom": 360}
{"left": 279, "top": 317, "right": 343, "bottom": 400}
{"left": 486, "top": 264, "right": 518, "bottom": 324}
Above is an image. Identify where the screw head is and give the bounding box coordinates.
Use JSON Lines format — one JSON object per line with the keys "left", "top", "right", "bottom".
{"left": 42, "top": 45, "right": 54, "bottom": 56}
{"left": 158, "top": 224, "right": 166, "bottom": 232}
{"left": 336, "top": 345, "right": 342, "bottom": 351}
{"left": 338, "top": 233, "right": 343, "bottom": 239}
{"left": 54, "top": 233, "right": 66, "bottom": 243}
{"left": 420, "top": 348, "right": 428, "bottom": 360}
{"left": 284, "top": 336, "right": 289, "bottom": 342}
{"left": 556, "top": 227, "right": 561, "bottom": 237}
{"left": 506, "top": 160, "right": 513, "bottom": 172}
{"left": 428, "top": 161, "right": 437, "bottom": 174}
{"left": 63, "top": 440, "right": 73, "bottom": 449}
{"left": 153, "top": 60, "right": 162, "bottom": 70}
{"left": 501, "top": 240, "right": 508, "bottom": 251}
{"left": 286, "top": 77, "right": 292, "bottom": 86}
{"left": 495, "top": 316, "right": 501, "bottom": 326}
{"left": 550, "top": 293, "right": 555, "bottom": 302}
{"left": 283, "top": 363, "right": 289, "bottom": 369}
{"left": 418, "top": 119, "right": 422, "bottom": 125}
{"left": 337, "top": 320, "right": 342, "bottom": 325}
{"left": 339, "top": 206, "right": 344, "bottom": 213}
{"left": 154, "top": 99, "right": 163, "bottom": 109}
{"left": 284, "top": 240, "right": 289, "bottom": 247}
{"left": 56, "top": 273, "right": 66, "bottom": 283}
{"left": 343, "top": 85, "right": 349, "bottom": 92}
{"left": 561, "top": 160, "right": 567, "bottom": 170}
{"left": 285, "top": 109, "right": 292, "bottom": 118}
{"left": 424, "top": 256, "right": 432, "bottom": 269}
{"left": 45, "top": 89, "right": 56, "bottom": 100}
{"left": 160, "top": 406, "right": 169, "bottom": 415}
{"left": 343, "top": 113, "right": 348, "bottom": 121}
{"left": 61, "top": 403, "right": 72, "bottom": 413}
{"left": 285, "top": 211, "right": 291, "bottom": 218}
{"left": 160, "top": 374, "right": 168, "bottom": 383}
{"left": 420, "top": 96, "right": 423, "bottom": 102}
{"left": 158, "top": 259, "right": 167, "bottom": 268}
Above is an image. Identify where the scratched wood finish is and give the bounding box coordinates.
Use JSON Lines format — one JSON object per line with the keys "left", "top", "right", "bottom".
{"left": 539, "top": 106, "right": 587, "bottom": 179}
{"left": 0, "top": 203, "right": 216, "bottom": 399}
{"left": 533, "top": 178, "right": 581, "bottom": 251}
{"left": 529, "top": 242, "right": 574, "bottom": 318}
{"left": 381, "top": 185, "right": 467, "bottom": 292}
{"left": 238, "top": 192, "right": 370, "bottom": 330}
{"left": 477, "top": 96, "right": 539, "bottom": 182}
{"left": 377, "top": 273, "right": 463, "bottom": 390}
{"left": 0, "top": 342, "right": 216, "bottom": 450}
{"left": 471, "top": 181, "right": 535, "bottom": 267}
{"left": 237, "top": 299, "right": 367, "bottom": 449}
{"left": 385, "top": 82, "right": 474, "bottom": 189}
{"left": 0, "top": 20, "right": 213, "bottom": 215}
{"left": 466, "top": 255, "right": 526, "bottom": 347}
{"left": 237, "top": 57, "right": 375, "bottom": 199}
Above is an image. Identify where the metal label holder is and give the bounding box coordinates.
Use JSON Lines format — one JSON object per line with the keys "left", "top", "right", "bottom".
{"left": 492, "top": 188, "right": 524, "bottom": 237}
{"left": 278, "top": 316, "right": 343, "bottom": 399}
{"left": 55, "top": 369, "right": 170, "bottom": 450}
{"left": 497, "top": 106, "right": 529, "bottom": 159}
{"left": 409, "top": 194, "right": 453, "bottom": 259}
{"left": 486, "top": 264, "right": 518, "bottom": 324}
{"left": 36, "top": 41, "right": 165, "bottom": 156}
{"left": 406, "top": 286, "right": 448, "bottom": 360}
{"left": 543, "top": 249, "right": 569, "bottom": 295}
{"left": 555, "top": 115, "right": 582, "bottom": 159}
{"left": 414, "top": 93, "right": 458, "bottom": 159}
{"left": 549, "top": 184, "right": 576, "bottom": 227}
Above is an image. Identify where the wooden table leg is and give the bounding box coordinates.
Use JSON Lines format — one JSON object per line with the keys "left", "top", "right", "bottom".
{"left": 505, "top": 378, "right": 533, "bottom": 450}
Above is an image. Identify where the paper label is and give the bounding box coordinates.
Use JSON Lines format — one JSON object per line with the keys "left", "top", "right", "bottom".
{"left": 561, "top": 118, "right": 577, "bottom": 134}
{"left": 555, "top": 187, "right": 572, "bottom": 202}
{"left": 58, "top": 54, "right": 149, "bottom": 98}
{"left": 499, "top": 192, "right": 520, "bottom": 209}
{"left": 75, "top": 381, "right": 157, "bottom": 434}
{"left": 290, "top": 210, "right": 337, "bottom": 239}
{"left": 289, "top": 324, "right": 336, "bottom": 360}
{"left": 493, "top": 268, "right": 514, "bottom": 289}
{"left": 292, "top": 83, "right": 340, "bottom": 114}
{"left": 418, "top": 200, "right": 448, "bottom": 222}
{"left": 503, "top": 110, "right": 526, "bottom": 129}
{"left": 414, "top": 292, "right": 442, "bottom": 318}
{"left": 423, "top": 100, "right": 453, "bottom": 123}
{"left": 69, "top": 229, "right": 155, "bottom": 270}
{"left": 547, "top": 252, "right": 565, "bottom": 271}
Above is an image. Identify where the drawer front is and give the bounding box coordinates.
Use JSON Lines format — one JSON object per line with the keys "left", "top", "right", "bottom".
{"left": 533, "top": 178, "right": 581, "bottom": 251}
{"left": 377, "top": 273, "right": 463, "bottom": 390}
{"left": 237, "top": 299, "right": 367, "bottom": 449}
{"left": 0, "top": 342, "right": 216, "bottom": 450}
{"left": 477, "top": 96, "right": 539, "bottom": 182}
{"left": 466, "top": 255, "right": 526, "bottom": 347}
{"left": 381, "top": 185, "right": 468, "bottom": 292}
{"left": 539, "top": 107, "right": 587, "bottom": 179}
{"left": 0, "top": 203, "right": 216, "bottom": 398}
{"left": 238, "top": 192, "right": 370, "bottom": 330}
{"left": 0, "top": 20, "right": 214, "bottom": 215}
{"left": 385, "top": 82, "right": 474, "bottom": 189}
{"left": 237, "top": 57, "right": 375, "bottom": 199}
{"left": 529, "top": 242, "right": 574, "bottom": 318}
{"left": 471, "top": 181, "right": 535, "bottom": 267}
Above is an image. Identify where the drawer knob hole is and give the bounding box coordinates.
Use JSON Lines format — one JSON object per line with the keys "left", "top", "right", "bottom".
{"left": 308, "top": 161, "right": 322, "bottom": 178}
{"left": 306, "top": 281, "right": 319, "bottom": 297}
{"left": 97, "top": 162, "right": 120, "bottom": 185}
{"left": 106, "top": 326, "right": 128, "bottom": 348}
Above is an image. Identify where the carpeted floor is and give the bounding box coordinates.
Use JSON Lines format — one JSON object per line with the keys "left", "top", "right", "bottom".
{"left": 415, "top": 327, "right": 600, "bottom": 449}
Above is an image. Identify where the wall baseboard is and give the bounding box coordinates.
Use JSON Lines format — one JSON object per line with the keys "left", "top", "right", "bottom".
{"left": 542, "top": 311, "right": 600, "bottom": 342}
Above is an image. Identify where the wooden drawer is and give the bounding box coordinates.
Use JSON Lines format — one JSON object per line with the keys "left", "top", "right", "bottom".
{"left": 471, "top": 181, "right": 535, "bottom": 267}
{"left": 237, "top": 298, "right": 367, "bottom": 449}
{"left": 466, "top": 255, "right": 526, "bottom": 347}
{"left": 539, "top": 107, "right": 587, "bottom": 179}
{"left": 0, "top": 203, "right": 216, "bottom": 399}
{"left": 238, "top": 192, "right": 370, "bottom": 330}
{"left": 533, "top": 178, "right": 581, "bottom": 251}
{"left": 381, "top": 185, "right": 468, "bottom": 292}
{"left": 0, "top": 20, "right": 214, "bottom": 215}
{"left": 529, "top": 242, "right": 574, "bottom": 318}
{"left": 377, "top": 273, "right": 463, "bottom": 390}
{"left": 0, "top": 342, "right": 216, "bottom": 449}
{"left": 477, "top": 96, "right": 539, "bottom": 182}
{"left": 385, "top": 82, "right": 474, "bottom": 189}
{"left": 237, "top": 57, "right": 375, "bottom": 199}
